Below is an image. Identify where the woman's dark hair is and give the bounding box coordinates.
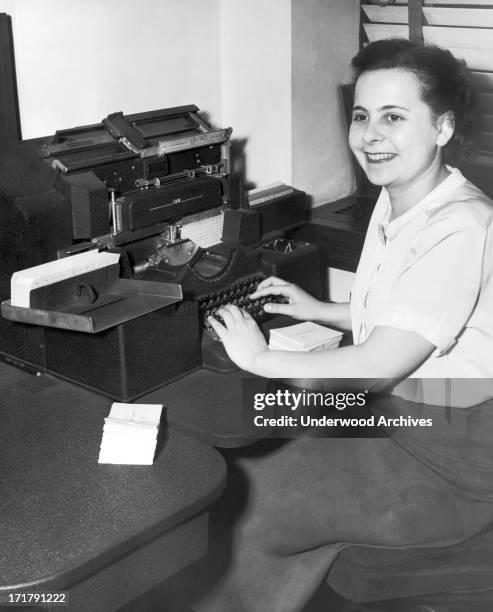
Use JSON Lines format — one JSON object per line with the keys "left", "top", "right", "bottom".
{"left": 351, "top": 38, "right": 479, "bottom": 165}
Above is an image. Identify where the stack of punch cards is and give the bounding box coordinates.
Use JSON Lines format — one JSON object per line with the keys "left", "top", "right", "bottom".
{"left": 268, "top": 321, "right": 343, "bottom": 352}
{"left": 98, "top": 403, "right": 163, "bottom": 465}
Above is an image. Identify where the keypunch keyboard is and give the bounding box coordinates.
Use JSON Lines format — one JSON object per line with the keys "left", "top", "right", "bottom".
{"left": 196, "top": 273, "right": 287, "bottom": 336}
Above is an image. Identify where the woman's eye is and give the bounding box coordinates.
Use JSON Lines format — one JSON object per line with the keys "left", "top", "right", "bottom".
{"left": 385, "top": 113, "right": 403, "bottom": 123}
{"left": 351, "top": 113, "right": 368, "bottom": 123}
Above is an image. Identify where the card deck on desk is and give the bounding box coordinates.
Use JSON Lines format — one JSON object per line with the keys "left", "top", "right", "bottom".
{"left": 268, "top": 321, "right": 343, "bottom": 352}
{"left": 98, "top": 403, "right": 164, "bottom": 465}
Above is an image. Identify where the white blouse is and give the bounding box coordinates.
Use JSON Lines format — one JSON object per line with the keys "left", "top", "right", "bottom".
{"left": 350, "top": 168, "right": 493, "bottom": 405}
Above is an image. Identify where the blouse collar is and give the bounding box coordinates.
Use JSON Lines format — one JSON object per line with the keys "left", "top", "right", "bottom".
{"left": 377, "top": 167, "right": 467, "bottom": 242}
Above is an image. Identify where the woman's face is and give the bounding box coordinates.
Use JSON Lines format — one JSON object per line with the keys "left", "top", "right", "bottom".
{"left": 349, "top": 68, "right": 446, "bottom": 192}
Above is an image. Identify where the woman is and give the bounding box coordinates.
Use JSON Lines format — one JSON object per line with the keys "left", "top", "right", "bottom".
{"left": 209, "top": 39, "right": 493, "bottom": 394}
{"left": 197, "top": 40, "right": 493, "bottom": 611}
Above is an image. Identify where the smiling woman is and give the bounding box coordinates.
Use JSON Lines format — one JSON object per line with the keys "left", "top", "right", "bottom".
{"left": 349, "top": 69, "right": 452, "bottom": 216}
{"left": 196, "top": 40, "right": 493, "bottom": 612}
{"left": 208, "top": 39, "right": 493, "bottom": 392}
{"left": 349, "top": 39, "right": 476, "bottom": 217}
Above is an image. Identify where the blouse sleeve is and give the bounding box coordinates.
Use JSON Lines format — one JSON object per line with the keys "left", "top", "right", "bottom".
{"left": 377, "top": 217, "right": 486, "bottom": 354}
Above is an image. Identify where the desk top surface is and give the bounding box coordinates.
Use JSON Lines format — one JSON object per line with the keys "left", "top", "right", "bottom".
{"left": 0, "top": 362, "right": 226, "bottom": 593}
{"left": 142, "top": 368, "right": 266, "bottom": 448}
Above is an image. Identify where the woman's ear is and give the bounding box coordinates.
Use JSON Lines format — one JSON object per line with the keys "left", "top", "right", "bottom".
{"left": 436, "top": 111, "right": 455, "bottom": 147}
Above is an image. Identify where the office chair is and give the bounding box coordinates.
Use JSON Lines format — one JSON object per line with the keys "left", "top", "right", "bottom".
{"left": 326, "top": 524, "right": 493, "bottom": 611}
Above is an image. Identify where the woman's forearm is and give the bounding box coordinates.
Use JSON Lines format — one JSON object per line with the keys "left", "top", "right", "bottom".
{"left": 251, "top": 343, "right": 366, "bottom": 380}
{"left": 210, "top": 304, "right": 434, "bottom": 383}
{"left": 249, "top": 326, "right": 434, "bottom": 383}
{"left": 312, "top": 301, "right": 352, "bottom": 331}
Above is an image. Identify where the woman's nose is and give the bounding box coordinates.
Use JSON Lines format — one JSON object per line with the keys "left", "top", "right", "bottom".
{"left": 363, "top": 120, "right": 384, "bottom": 144}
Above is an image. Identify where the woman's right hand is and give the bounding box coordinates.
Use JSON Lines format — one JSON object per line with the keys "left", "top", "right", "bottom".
{"left": 249, "top": 276, "right": 324, "bottom": 321}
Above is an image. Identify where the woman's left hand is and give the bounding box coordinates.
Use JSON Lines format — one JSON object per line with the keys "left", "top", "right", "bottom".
{"left": 208, "top": 304, "right": 268, "bottom": 372}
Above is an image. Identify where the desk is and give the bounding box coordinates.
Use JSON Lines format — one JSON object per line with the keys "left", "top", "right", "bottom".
{"left": 142, "top": 369, "right": 267, "bottom": 448}
{"left": 0, "top": 362, "right": 226, "bottom": 611}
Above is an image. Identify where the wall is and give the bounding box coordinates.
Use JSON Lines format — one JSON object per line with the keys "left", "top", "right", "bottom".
{"left": 292, "top": 0, "right": 360, "bottom": 205}
{"left": 220, "top": 0, "right": 359, "bottom": 197}
{"left": 0, "top": 0, "right": 13, "bottom": 14}
{"left": 2, "top": 0, "right": 222, "bottom": 138}
{"left": 220, "top": 0, "right": 292, "bottom": 188}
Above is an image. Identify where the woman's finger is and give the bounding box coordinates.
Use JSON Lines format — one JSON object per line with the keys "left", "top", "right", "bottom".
{"left": 263, "top": 301, "right": 292, "bottom": 315}
{"left": 255, "top": 276, "right": 289, "bottom": 291}
{"left": 240, "top": 308, "right": 254, "bottom": 320}
{"left": 217, "top": 304, "right": 244, "bottom": 323}
{"left": 249, "top": 284, "right": 293, "bottom": 300}
{"left": 207, "top": 315, "right": 226, "bottom": 340}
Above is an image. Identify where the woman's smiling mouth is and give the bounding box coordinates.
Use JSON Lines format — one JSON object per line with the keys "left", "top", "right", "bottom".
{"left": 365, "top": 152, "right": 398, "bottom": 163}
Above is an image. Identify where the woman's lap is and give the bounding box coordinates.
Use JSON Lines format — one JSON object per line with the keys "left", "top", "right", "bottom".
{"left": 196, "top": 403, "right": 493, "bottom": 611}
{"left": 235, "top": 433, "right": 493, "bottom": 554}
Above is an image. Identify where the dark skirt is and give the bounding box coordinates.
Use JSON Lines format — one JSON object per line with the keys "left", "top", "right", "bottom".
{"left": 196, "top": 391, "right": 493, "bottom": 612}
